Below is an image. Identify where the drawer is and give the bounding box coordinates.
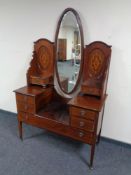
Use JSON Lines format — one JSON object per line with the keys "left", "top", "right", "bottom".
{"left": 72, "top": 129, "right": 93, "bottom": 144}
{"left": 17, "top": 111, "right": 93, "bottom": 144}
{"left": 30, "top": 76, "right": 53, "bottom": 86}
{"left": 71, "top": 117, "right": 95, "bottom": 132}
{"left": 16, "top": 93, "right": 34, "bottom": 105}
{"left": 17, "top": 102, "right": 35, "bottom": 113}
{"left": 69, "top": 106, "right": 97, "bottom": 120}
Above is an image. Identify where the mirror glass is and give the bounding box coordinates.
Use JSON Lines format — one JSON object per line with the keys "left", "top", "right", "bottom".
{"left": 56, "top": 10, "right": 83, "bottom": 94}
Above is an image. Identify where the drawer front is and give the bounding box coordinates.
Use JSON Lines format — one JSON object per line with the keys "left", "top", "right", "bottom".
{"left": 16, "top": 93, "right": 34, "bottom": 105}
{"left": 68, "top": 128, "right": 93, "bottom": 144}
{"left": 71, "top": 117, "right": 95, "bottom": 132}
{"left": 69, "top": 106, "right": 97, "bottom": 120}
{"left": 17, "top": 102, "right": 35, "bottom": 113}
{"left": 30, "top": 77, "right": 43, "bottom": 85}
{"left": 30, "top": 76, "right": 53, "bottom": 86}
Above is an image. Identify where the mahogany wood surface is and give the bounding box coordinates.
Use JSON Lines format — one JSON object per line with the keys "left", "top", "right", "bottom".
{"left": 81, "top": 41, "right": 111, "bottom": 98}
{"left": 18, "top": 111, "right": 93, "bottom": 145}
{"left": 27, "top": 39, "right": 54, "bottom": 86}
{"left": 14, "top": 12, "right": 111, "bottom": 168}
{"left": 68, "top": 94, "right": 107, "bottom": 112}
{"left": 71, "top": 116, "right": 95, "bottom": 132}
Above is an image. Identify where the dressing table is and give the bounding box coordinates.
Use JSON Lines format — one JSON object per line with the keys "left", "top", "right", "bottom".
{"left": 14, "top": 8, "right": 111, "bottom": 168}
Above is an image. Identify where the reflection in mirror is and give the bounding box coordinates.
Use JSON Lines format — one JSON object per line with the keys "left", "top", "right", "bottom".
{"left": 56, "top": 11, "right": 82, "bottom": 93}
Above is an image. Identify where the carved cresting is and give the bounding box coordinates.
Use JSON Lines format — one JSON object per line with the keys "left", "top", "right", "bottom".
{"left": 27, "top": 39, "right": 54, "bottom": 86}
{"left": 81, "top": 41, "right": 111, "bottom": 97}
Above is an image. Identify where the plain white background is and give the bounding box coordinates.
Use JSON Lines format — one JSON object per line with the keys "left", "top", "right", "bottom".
{"left": 0, "top": 0, "right": 131, "bottom": 144}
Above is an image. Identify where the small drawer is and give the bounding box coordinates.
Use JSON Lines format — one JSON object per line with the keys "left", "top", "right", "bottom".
{"left": 30, "top": 76, "right": 53, "bottom": 86}
{"left": 73, "top": 129, "right": 93, "bottom": 144}
{"left": 71, "top": 117, "right": 95, "bottom": 132}
{"left": 69, "top": 106, "right": 97, "bottom": 120}
{"left": 17, "top": 102, "right": 35, "bottom": 113}
{"left": 16, "top": 93, "right": 34, "bottom": 105}
{"left": 30, "top": 77, "right": 44, "bottom": 85}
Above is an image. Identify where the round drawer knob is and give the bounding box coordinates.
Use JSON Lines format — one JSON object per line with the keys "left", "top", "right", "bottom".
{"left": 79, "top": 121, "right": 85, "bottom": 127}
{"left": 79, "top": 132, "right": 84, "bottom": 137}
{"left": 80, "top": 110, "right": 85, "bottom": 116}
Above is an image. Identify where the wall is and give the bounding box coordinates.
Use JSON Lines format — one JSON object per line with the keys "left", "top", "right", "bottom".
{"left": 0, "top": 0, "right": 131, "bottom": 144}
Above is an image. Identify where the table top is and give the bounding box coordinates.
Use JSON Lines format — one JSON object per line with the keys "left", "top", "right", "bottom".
{"left": 68, "top": 94, "right": 107, "bottom": 112}
{"left": 14, "top": 85, "right": 53, "bottom": 96}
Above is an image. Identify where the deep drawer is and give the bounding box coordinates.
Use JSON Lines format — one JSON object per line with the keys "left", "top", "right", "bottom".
{"left": 69, "top": 106, "right": 97, "bottom": 120}
{"left": 17, "top": 102, "right": 35, "bottom": 113}
{"left": 72, "top": 129, "right": 93, "bottom": 144}
{"left": 71, "top": 116, "right": 95, "bottom": 132}
{"left": 16, "top": 93, "right": 34, "bottom": 105}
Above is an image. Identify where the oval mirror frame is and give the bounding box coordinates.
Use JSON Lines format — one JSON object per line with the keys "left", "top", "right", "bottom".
{"left": 55, "top": 8, "right": 84, "bottom": 95}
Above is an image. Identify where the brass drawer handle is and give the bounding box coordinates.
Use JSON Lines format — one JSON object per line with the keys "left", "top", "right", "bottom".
{"left": 79, "top": 132, "right": 84, "bottom": 137}
{"left": 79, "top": 121, "right": 85, "bottom": 127}
{"left": 80, "top": 110, "right": 86, "bottom": 116}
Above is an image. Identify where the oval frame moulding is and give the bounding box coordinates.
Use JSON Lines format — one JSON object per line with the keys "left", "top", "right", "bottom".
{"left": 55, "top": 8, "right": 84, "bottom": 97}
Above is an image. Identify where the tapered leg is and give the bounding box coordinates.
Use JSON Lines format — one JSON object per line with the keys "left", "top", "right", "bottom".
{"left": 18, "top": 120, "right": 23, "bottom": 140}
{"left": 90, "top": 144, "right": 96, "bottom": 169}
{"left": 97, "top": 104, "right": 105, "bottom": 145}
{"left": 96, "top": 129, "right": 101, "bottom": 144}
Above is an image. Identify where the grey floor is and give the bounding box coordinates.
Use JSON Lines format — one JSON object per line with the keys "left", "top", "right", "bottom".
{"left": 0, "top": 109, "right": 131, "bottom": 175}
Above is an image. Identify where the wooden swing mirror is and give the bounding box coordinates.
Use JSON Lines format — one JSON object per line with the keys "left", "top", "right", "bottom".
{"left": 14, "top": 8, "right": 112, "bottom": 169}
{"left": 55, "top": 8, "right": 84, "bottom": 95}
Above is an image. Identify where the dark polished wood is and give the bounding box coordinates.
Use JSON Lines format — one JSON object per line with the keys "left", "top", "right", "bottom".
{"left": 14, "top": 8, "right": 112, "bottom": 169}
{"left": 81, "top": 41, "right": 111, "bottom": 98}
{"left": 68, "top": 94, "right": 107, "bottom": 112}
{"left": 27, "top": 38, "right": 54, "bottom": 86}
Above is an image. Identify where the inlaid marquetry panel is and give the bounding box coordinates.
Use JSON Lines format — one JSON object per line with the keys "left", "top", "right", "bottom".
{"left": 27, "top": 39, "right": 54, "bottom": 86}
{"left": 37, "top": 46, "right": 50, "bottom": 70}
{"left": 81, "top": 41, "right": 111, "bottom": 97}
{"left": 88, "top": 49, "right": 105, "bottom": 79}
{"left": 34, "top": 39, "right": 54, "bottom": 77}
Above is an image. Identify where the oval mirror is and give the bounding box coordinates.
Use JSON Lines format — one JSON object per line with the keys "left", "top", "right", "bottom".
{"left": 55, "top": 8, "right": 84, "bottom": 94}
